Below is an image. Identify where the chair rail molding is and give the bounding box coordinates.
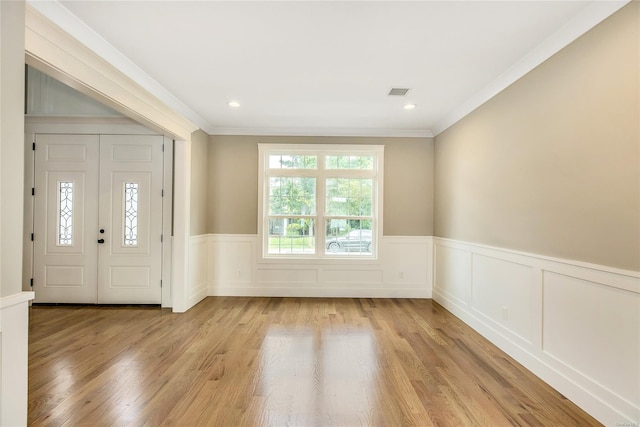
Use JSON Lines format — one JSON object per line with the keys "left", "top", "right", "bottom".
{"left": 1, "top": 291, "right": 35, "bottom": 426}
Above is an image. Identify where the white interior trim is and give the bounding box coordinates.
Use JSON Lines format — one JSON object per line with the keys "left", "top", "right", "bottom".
{"left": 0, "top": 292, "right": 35, "bottom": 309}
{"left": 24, "top": 4, "right": 198, "bottom": 141}
{"left": 432, "top": 237, "right": 640, "bottom": 426}
{"left": 190, "top": 234, "right": 432, "bottom": 299}
{"left": 1, "top": 293, "right": 33, "bottom": 425}
{"left": 431, "top": 0, "right": 630, "bottom": 135}
{"left": 25, "top": 0, "right": 212, "bottom": 135}
{"left": 161, "top": 137, "right": 174, "bottom": 308}
{"left": 23, "top": 6, "right": 196, "bottom": 312}
{"left": 23, "top": 118, "right": 175, "bottom": 307}
{"left": 171, "top": 140, "right": 191, "bottom": 312}
{"left": 257, "top": 143, "right": 385, "bottom": 261}
{"left": 212, "top": 127, "right": 433, "bottom": 138}
{"left": 25, "top": 0, "right": 628, "bottom": 139}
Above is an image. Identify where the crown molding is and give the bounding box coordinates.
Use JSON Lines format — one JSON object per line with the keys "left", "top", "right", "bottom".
{"left": 432, "top": 0, "right": 630, "bottom": 136}
{"left": 25, "top": 0, "right": 215, "bottom": 135}
{"left": 26, "top": 0, "right": 627, "bottom": 140}
{"left": 210, "top": 127, "right": 434, "bottom": 138}
{"left": 25, "top": 4, "right": 199, "bottom": 140}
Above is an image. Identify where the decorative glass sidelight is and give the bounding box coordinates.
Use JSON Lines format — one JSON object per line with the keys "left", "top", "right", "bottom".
{"left": 124, "top": 182, "right": 139, "bottom": 246}
{"left": 58, "top": 181, "right": 74, "bottom": 246}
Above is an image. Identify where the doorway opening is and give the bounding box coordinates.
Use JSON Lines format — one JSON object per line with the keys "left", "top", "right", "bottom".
{"left": 23, "top": 66, "right": 174, "bottom": 306}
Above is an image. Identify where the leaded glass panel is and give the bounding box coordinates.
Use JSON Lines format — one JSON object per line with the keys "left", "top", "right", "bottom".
{"left": 58, "top": 181, "right": 73, "bottom": 246}
{"left": 124, "top": 182, "right": 139, "bottom": 246}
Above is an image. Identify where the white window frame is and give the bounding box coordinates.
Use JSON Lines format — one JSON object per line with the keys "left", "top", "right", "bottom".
{"left": 258, "top": 143, "right": 384, "bottom": 260}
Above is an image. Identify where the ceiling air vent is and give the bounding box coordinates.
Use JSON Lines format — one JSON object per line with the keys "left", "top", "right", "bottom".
{"left": 388, "top": 88, "right": 410, "bottom": 96}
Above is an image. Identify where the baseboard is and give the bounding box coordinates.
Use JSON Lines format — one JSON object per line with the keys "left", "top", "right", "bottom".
{"left": 187, "top": 286, "right": 208, "bottom": 308}
{"left": 208, "top": 283, "right": 431, "bottom": 298}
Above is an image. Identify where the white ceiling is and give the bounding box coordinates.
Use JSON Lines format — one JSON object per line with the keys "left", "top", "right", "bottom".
{"left": 34, "top": 1, "right": 627, "bottom": 137}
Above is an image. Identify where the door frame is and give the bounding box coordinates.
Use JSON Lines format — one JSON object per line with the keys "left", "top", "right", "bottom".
{"left": 25, "top": 3, "right": 198, "bottom": 312}
{"left": 24, "top": 116, "right": 174, "bottom": 307}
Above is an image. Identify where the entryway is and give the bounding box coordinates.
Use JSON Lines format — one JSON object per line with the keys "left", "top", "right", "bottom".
{"left": 32, "top": 133, "right": 164, "bottom": 304}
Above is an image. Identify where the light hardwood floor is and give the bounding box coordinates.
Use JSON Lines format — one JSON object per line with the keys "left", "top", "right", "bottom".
{"left": 29, "top": 297, "right": 600, "bottom": 426}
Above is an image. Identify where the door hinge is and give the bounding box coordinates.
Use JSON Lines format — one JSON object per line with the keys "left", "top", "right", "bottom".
{"left": 160, "top": 280, "right": 163, "bottom": 288}
{"left": 32, "top": 187, "right": 35, "bottom": 196}
{"left": 161, "top": 234, "right": 164, "bottom": 243}
{"left": 31, "top": 233, "right": 34, "bottom": 241}
{"left": 161, "top": 189, "right": 164, "bottom": 197}
{"left": 30, "top": 278, "right": 33, "bottom": 287}
{"left": 32, "top": 142, "right": 36, "bottom": 151}
{"left": 162, "top": 144, "right": 165, "bottom": 152}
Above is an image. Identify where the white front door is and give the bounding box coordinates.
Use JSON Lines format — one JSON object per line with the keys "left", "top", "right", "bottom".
{"left": 33, "top": 134, "right": 164, "bottom": 304}
{"left": 97, "top": 135, "right": 163, "bottom": 304}
{"left": 33, "top": 134, "right": 100, "bottom": 303}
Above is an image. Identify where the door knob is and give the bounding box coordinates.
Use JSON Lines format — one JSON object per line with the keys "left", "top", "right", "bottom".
{"left": 97, "top": 239, "right": 105, "bottom": 244}
{"left": 99, "top": 229, "right": 105, "bottom": 234}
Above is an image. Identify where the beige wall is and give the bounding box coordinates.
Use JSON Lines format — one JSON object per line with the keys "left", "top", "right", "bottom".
{"left": 434, "top": 3, "right": 639, "bottom": 271}
{"left": 1, "top": 0, "right": 26, "bottom": 297}
{"left": 207, "top": 135, "right": 434, "bottom": 236}
{"left": 190, "top": 129, "right": 209, "bottom": 235}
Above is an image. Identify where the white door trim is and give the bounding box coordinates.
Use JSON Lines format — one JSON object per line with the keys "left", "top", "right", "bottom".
{"left": 171, "top": 139, "right": 191, "bottom": 312}
{"left": 24, "top": 6, "right": 197, "bottom": 311}
{"left": 24, "top": 4, "right": 198, "bottom": 142}
{"left": 24, "top": 118, "right": 175, "bottom": 307}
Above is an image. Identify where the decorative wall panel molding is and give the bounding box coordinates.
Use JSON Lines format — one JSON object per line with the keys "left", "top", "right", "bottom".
{"left": 432, "top": 237, "right": 640, "bottom": 426}
{"left": 188, "top": 234, "right": 432, "bottom": 301}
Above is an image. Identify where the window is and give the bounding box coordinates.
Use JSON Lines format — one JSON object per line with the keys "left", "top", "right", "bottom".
{"left": 259, "top": 144, "right": 383, "bottom": 259}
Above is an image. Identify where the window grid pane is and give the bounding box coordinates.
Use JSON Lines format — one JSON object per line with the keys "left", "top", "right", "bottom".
{"left": 269, "top": 177, "right": 316, "bottom": 215}
{"left": 325, "top": 178, "right": 373, "bottom": 217}
{"left": 267, "top": 217, "right": 315, "bottom": 255}
{"left": 269, "top": 155, "right": 317, "bottom": 169}
{"left": 326, "top": 155, "right": 373, "bottom": 170}
{"left": 124, "top": 182, "right": 139, "bottom": 246}
{"left": 58, "top": 181, "right": 73, "bottom": 246}
{"left": 325, "top": 219, "right": 373, "bottom": 255}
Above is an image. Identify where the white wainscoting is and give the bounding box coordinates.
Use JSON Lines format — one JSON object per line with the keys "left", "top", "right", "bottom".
{"left": 432, "top": 237, "right": 640, "bottom": 426}
{"left": 189, "top": 234, "right": 432, "bottom": 300}
{"left": 1, "top": 291, "right": 34, "bottom": 426}
{"left": 187, "top": 235, "right": 209, "bottom": 308}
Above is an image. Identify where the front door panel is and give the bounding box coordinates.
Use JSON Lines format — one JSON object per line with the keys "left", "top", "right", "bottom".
{"left": 33, "top": 134, "right": 99, "bottom": 303}
{"left": 97, "top": 135, "right": 163, "bottom": 304}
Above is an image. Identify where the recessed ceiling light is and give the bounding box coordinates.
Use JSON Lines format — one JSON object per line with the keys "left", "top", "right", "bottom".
{"left": 228, "top": 101, "right": 240, "bottom": 108}
{"left": 404, "top": 104, "right": 416, "bottom": 110}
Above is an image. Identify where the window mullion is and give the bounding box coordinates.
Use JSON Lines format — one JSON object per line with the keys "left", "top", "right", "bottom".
{"left": 317, "top": 155, "right": 326, "bottom": 257}
{"left": 266, "top": 169, "right": 317, "bottom": 178}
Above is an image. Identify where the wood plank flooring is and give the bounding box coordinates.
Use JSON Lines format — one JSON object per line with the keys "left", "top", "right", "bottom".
{"left": 28, "top": 297, "right": 601, "bottom": 426}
